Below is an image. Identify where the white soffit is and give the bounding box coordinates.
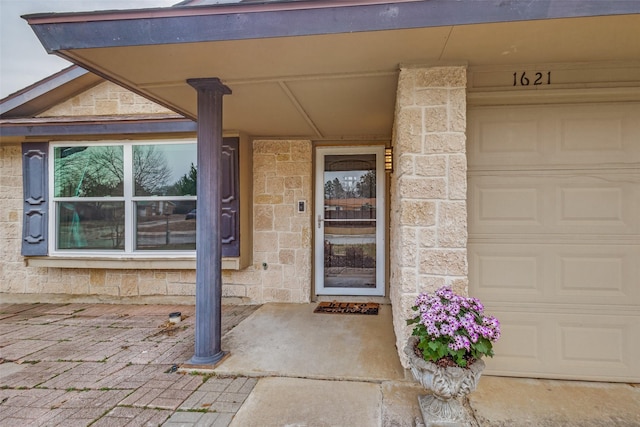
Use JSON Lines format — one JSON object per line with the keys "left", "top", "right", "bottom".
{"left": 61, "top": 15, "right": 640, "bottom": 139}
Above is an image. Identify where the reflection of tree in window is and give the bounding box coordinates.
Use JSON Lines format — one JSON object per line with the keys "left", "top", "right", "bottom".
{"left": 90, "top": 147, "right": 124, "bottom": 195}
{"left": 133, "top": 145, "right": 172, "bottom": 196}
{"left": 325, "top": 171, "right": 375, "bottom": 200}
{"left": 55, "top": 146, "right": 124, "bottom": 197}
{"left": 54, "top": 146, "right": 126, "bottom": 249}
{"left": 356, "top": 170, "right": 376, "bottom": 198}
{"left": 325, "top": 178, "right": 346, "bottom": 199}
{"left": 171, "top": 163, "right": 197, "bottom": 196}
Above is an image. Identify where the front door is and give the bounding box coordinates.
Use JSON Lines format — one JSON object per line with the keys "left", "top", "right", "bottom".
{"left": 314, "top": 146, "right": 385, "bottom": 296}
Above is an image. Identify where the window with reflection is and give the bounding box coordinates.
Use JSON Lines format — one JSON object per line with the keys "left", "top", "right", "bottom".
{"left": 52, "top": 141, "right": 197, "bottom": 253}
{"left": 54, "top": 146, "right": 124, "bottom": 198}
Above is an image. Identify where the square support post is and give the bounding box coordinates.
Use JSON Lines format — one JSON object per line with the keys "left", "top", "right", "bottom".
{"left": 187, "top": 78, "right": 232, "bottom": 365}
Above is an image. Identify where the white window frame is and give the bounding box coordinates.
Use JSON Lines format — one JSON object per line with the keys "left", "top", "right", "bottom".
{"left": 48, "top": 139, "right": 197, "bottom": 258}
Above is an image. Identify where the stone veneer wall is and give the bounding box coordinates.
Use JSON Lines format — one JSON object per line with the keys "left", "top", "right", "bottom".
{"left": 38, "top": 82, "right": 176, "bottom": 117}
{"left": 0, "top": 144, "right": 25, "bottom": 293}
{"left": 223, "top": 140, "right": 313, "bottom": 303}
{"left": 0, "top": 140, "right": 312, "bottom": 304}
{"left": 389, "top": 65, "right": 469, "bottom": 367}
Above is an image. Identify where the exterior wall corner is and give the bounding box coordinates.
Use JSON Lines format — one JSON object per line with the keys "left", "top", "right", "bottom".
{"left": 389, "top": 65, "right": 469, "bottom": 367}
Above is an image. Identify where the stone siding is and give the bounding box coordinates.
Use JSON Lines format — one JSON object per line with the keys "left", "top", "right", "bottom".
{"left": 38, "top": 82, "right": 176, "bottom": 117}
{"left": 0, "top": 140, "right": 312, "bottom": 304}
{"left": 0, "top": 144, "right": 25, "bottom": 294}
{"left": 389, "top": 65, "right": 469, "bottom": 367}
{"left": 223, "top": 140, "right": 313, "bottom": 303}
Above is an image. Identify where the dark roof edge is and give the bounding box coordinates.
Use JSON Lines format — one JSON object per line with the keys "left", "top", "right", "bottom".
{"left": 0, "top": 66, "right": 90, "bottom": 115}
{"left": 0, "top": 116, "right": 197, "bottom": 138}
{"left": 24, "top": 0, "right": 417, "bottom": 23}
{"left": 26, "top": 1, "right": 640, "bottom": 53}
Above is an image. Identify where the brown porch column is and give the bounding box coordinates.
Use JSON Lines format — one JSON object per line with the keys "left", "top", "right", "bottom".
{"left": 187, "top": 78, "right": 232, "bottom": 365}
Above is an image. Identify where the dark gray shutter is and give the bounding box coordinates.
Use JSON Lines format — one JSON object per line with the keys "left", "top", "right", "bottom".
{"left": 21, "top": 142, "right": 48, "bottom": 256}
{"left": 221, "top": 137, "right": 239, "bottom": 257}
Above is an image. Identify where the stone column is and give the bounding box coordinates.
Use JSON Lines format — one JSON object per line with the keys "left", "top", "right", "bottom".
{"left": 187, "top": 78, "right": 232, "bottom": 365}
{"left": 389, "top": 65, "right": 468, "bottom": 367}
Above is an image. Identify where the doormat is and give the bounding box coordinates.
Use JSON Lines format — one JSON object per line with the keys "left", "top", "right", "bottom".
{"left": 314, "top": 302, "right": 379, "bottom": 315}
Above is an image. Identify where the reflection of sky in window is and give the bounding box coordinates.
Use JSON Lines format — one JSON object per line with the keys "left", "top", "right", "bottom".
{"left": 325, "top": 171, "right": 368, "bottom": 189}
{"left": 148, "top": 143, "right": 196, "bottom": 183}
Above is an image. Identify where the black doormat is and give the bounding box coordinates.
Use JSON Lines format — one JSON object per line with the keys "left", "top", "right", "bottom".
{"left": 314, "top": 302, "right": 379, "bottom": 315}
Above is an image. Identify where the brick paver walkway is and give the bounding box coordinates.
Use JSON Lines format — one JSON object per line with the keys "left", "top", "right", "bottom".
{"left": 0, "top": 303, "right": 259, "bottom": 426}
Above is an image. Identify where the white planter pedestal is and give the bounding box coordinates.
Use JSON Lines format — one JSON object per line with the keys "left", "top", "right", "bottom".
{"left": 405, "top": 336, "right": 485, "bottom": 427}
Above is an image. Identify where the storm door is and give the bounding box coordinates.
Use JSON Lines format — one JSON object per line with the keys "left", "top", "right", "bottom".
{"left": 314, "top": 146, "right": 385, "bottom": 296}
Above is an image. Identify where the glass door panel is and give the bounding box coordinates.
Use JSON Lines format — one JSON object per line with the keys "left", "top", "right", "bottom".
{"left": 315, "top": 147, "right": 385, "bottom": 296}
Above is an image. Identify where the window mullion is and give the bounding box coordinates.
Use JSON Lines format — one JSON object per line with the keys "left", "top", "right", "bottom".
{"left": 123, "top": 144, "right": 134, "bottom": 253}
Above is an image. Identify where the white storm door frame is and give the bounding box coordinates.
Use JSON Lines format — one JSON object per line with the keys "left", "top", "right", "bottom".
{"left": 314, "top": 145, "right": 385, "bottom": 296}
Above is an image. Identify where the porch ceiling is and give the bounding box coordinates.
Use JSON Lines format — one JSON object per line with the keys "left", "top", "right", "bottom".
{"left": 27, "top": 7, "right": 640, "bottom": 140}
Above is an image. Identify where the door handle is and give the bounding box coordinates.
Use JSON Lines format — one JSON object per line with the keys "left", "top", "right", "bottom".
{"left": 317, "top": 215, "right": 324, "bottom": 228}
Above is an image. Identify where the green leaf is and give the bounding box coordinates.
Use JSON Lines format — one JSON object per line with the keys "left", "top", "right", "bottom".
{"left": 455, "top": 354, "right": 467, "bottom": 367}
{"left": 406, "top": 317, "right": 419, "bottom": 326}
{"left": 474, "top": 339, "right": 489, "bottom": 354}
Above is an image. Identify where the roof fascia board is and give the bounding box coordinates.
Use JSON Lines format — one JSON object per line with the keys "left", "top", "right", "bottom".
{"left": 0, "top": 66, "right": 89, "bottom": 115}
{"left": 0, "top": 118, "right": 197, "bottom": 137}
{"left": 26, "top": 1, "right": 640, "bottom": 53}
{"left": 25, "top": 0, "right": 419, "bottom": 23}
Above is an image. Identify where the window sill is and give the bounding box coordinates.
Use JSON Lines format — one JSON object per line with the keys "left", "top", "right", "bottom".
{"left": 25, "top": 256, "right": 245, "bottom": 270}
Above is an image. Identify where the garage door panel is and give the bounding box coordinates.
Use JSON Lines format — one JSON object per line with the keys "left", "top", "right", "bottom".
{"left": 555, "top": 174, "right": 639, "bottom": 233}
{"left": 477, "top": 118, "right": 547, "bottom": 155}
{"left": 470, "top": 179, "right": 545, "bottom": 233}
{"left": 555, "top": 314, "right": 639, "bottom": 381}
{"left": 557, "top": 104, "right": 640, "bottom": 164}
{"left": 558, "top": 186, "right": 624, "bottom": 223}
{"left": 472, "top": 113, "right": 551, "bottom": 166}
{"left": 476, "top": 186, "right": 541, "bottom": 224}
{"left": 559, "top": 322, "right": 626, "bottom": 364}
{"left": 470, "top": 172, "right": 639, "bottom": 235}
{"left": 470, "top": 243, "right": 639, "bottom": 306}
{"left": 469, "top": 103, "right": 640, "bottom": 167}
{"left": 560, "top": 116, "right": 623, "bottom": 152}
{"left": 483, "top": 311, "right": 552, "bottom": 377}
{"left": 557, "top": 252, "right": 629, "bottom": 299}
{"left": 470, "top": 245, "right": 545, "bottom": 297}
{"left": 484, "top": 309, "right": 640, "bottom": 381}
{"left": 499, "top": 322, "right": 540, "bottom": 360}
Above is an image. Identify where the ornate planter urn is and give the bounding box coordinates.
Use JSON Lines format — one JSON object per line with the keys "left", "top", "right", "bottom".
{"left": 404, "top": 336, "right": 485, "bottom": 426}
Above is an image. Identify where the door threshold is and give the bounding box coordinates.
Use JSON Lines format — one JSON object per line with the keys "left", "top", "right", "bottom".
{"left": 313, "top": 295, "right": 390, "bottom": 304}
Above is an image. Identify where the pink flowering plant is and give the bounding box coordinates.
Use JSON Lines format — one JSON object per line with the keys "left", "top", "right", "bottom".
{"left": 407, "top": 286, "right": 501, "bottom": 368}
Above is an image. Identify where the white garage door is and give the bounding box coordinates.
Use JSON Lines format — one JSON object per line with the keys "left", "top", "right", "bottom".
{"left": 468, "top": 102, "right": 640, "bottom": 382}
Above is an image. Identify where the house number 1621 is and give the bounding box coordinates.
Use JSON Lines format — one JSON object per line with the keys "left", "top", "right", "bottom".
{"left": 513, "top": 71, "right": 551, "bottom": 86}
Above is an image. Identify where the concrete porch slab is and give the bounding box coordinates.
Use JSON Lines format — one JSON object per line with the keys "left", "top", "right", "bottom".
{"left": 215, "top": 303, "right": 405, "bottom": 382}
{"left": 230, "top": 377, "right": 383, "bottom": 427}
